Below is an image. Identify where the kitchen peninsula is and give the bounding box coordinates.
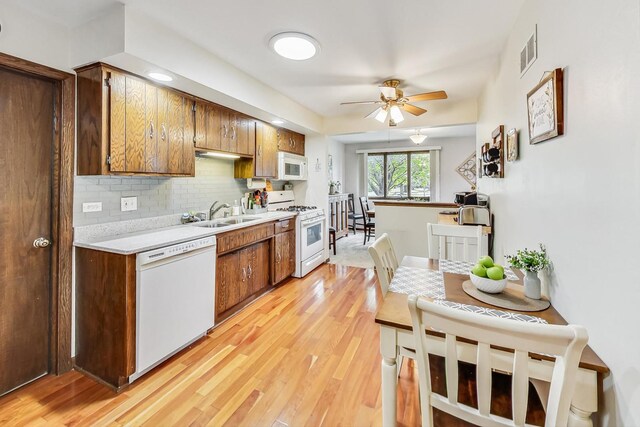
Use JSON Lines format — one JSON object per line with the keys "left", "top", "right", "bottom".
{"left": 374, "top": 200, "right": 490, "bottom": 260}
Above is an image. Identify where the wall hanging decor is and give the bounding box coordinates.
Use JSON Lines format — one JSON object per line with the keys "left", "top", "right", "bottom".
{"left": 456, "top": 152, "right": 477, "bottom": 186}
{"left": 480, "top": 125, "right": 505, "bottom": 178}
{"left": 506, "top": 128, "right": 518, "bottom": 161}
{"left": 527, "top": 68, "right": 564, "bottom": 144}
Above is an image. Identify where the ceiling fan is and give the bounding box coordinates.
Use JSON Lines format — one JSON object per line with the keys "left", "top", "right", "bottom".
{"left": 340, "top": 79, "right": 447, "bottom": 126}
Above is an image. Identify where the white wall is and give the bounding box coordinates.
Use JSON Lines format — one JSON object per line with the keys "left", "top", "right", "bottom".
{"left": 0, "top": 1, "right": 71, "bottom": 72}
{"left": 342, "top": 136, "right": 475, "bottom": 202}
{"left": 328, "top": 138, "right": 346, "bottom": 185}
{"left": 476, "top": 1, "right": 640, "bottom": 425}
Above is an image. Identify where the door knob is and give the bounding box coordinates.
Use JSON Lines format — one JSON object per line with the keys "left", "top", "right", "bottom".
{"left": 33, "top": 237, "right": 51, "bottom": 248}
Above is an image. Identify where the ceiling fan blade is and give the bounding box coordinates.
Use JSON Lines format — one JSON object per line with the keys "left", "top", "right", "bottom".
{"left": 340, "top": 100, "right": 383, "bottom": 105}
{"left": 405, "top": 90, "right": 448, "bottom": 102}
{"left": 401, "top": 103, "right": 427, "bottom": 116}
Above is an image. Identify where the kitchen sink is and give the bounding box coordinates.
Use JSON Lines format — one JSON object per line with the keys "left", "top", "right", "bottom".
{"left": 222, "top": 217, "right": 260, "bottom": 225}
{"left": 192, "top": 222, "right": 232, "bottom": 228}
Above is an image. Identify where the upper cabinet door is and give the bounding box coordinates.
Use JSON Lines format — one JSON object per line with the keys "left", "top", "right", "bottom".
{"left": 78, "top": 64, "right": 196, "bottom": 176}
{"left": 206, "top": 103, "right": 223, "bottom": 151}
{"left": 276, "top": 128, "right": 305, "bottom": 155}
{"left": 255, "top": 121, "right": 278, "bottom": 178}
{"left": 194, "top": 100, "right": 207, "bottom": 150}
{"left": 235, "top": 115, "right": 256, "bottom": 156}
{"left": 166, "top": 91, "right": 185, "bottom": 174}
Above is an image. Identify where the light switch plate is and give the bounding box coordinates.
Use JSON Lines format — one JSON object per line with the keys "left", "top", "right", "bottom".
{"left": 121, "top": 196, "right": 137, "bottom": 212}
{"left": 82, "top": 202, "right": 102, "bottom": 213}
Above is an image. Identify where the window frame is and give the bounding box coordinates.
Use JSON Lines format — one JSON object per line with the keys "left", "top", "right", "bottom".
{"left": 367, "top": 150, "right": 431, "bottom": 200}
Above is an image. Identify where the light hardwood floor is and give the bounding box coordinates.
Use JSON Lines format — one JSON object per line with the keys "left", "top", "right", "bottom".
{"left": 0, "top": 264, "right": 421, "bottom": 426}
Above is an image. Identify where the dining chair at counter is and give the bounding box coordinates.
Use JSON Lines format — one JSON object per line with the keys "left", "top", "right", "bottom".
{"left": 427, "top": 223, "right": 484, "bottom": 262}
{"left": 359, "top": 196, "right": 376, "bottom": 245}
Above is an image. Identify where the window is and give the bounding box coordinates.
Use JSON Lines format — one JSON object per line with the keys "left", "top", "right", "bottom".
{"left": 367, "top": 151, "right": 430, "bottom": 199}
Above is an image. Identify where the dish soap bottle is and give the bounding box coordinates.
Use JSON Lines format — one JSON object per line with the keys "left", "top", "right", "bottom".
{"left": 232, "top": 200, "right": 240, "bottom": 216}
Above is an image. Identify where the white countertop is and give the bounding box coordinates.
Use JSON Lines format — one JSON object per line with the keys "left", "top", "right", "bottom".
{"left": 74, "top": 212, "right": 297, "bottom": 255}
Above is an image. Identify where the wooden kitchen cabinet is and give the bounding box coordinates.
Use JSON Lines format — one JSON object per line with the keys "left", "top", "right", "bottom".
{"left": 215, "top": 222, "right": 276, "bottom": 322}
{"left": 273, "top": 226, "right": 296, "bottom": 284}
{"left": 234, "top": 120, "right": 278, "bottom": 179}
{"left": 76, "top": 63, "right": 195, "bottom": 176}
{"left": 194, "top": 100, "right": 255, "bottom": 157}
{"left": 75, "top": 247, "right": 136, "bottom": 389}
{"left": 277, "top": 127, "right": 305, "bottom": 155}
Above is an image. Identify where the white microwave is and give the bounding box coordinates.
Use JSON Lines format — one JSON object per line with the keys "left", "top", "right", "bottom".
{"left": 278, "top": 152, "right": 308, "bottom": 181}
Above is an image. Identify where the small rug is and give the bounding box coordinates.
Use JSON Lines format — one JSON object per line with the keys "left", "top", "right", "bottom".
{"left": 328, "top": 231, "right": 375, "bottom": 269}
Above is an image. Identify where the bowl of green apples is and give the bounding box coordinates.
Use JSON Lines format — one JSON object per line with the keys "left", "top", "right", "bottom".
{"left": 470, "top": 256, "right": 507, "bottom": 293}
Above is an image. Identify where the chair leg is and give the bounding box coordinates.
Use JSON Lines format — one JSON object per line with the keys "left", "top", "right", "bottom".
{"left": 332, "top": 234, "right": 336, "bottom": 255}
{"left": 352, "top": 217, "right": 356, "bottom": 234}
{"left": 363, "top": 227, "right": 367, "bottom": 245}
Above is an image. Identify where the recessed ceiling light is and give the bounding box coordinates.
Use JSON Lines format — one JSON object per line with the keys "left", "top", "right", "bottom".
{"left": 148, "top": 72, "right": 173, "bottom": 82}
{"left": 269, "top": 32, "right": 320, "bottom": 61}
{"left": 271, "top": 119, "right": 285, "bottom": 125}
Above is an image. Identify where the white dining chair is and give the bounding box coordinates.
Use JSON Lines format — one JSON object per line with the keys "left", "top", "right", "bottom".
{"left": 407, "top": 295, "right": 589, "bottom": 427}
{"left": 369, "top": 234, "right": 414, "bottom": 375}
{"left": 368, "top": 233, "right": 399, "bottom": 297}
{"left": 427, "top": 223, "right": 485, "bottom": 262}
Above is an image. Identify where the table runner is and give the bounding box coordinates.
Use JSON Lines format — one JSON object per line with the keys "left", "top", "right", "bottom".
{"left": 388, "top": 265, "right": 547, "bottom": 324}
{"left": 438, "top": 259, "right": 519, "bottom": 281}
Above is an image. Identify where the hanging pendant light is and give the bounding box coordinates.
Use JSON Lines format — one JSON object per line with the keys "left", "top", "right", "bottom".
{"left": 410, "top": 130, "right": 427, "bottom": 144}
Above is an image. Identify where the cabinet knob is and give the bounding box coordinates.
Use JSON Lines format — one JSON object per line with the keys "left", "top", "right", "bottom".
{"left": 149, "top": 120, "right": 154, "bottom": 139}
{"left": 161, "top": 123, "right": 167, "bottom": 141}
{"left": 33, "top": 237, "right": 51, "bottom": 248}
{"left": 247, "top": 264, "right": 252, "bottom": 278}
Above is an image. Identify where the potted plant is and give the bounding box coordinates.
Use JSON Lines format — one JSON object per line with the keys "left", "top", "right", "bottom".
{"left": 328, "top": 180, "right": 340, "bottom": 195}
{"left": 506, "top": 244, "right": 550, "bottom": 300}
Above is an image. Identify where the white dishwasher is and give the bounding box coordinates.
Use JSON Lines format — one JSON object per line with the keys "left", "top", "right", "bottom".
{"left": 131, "top": 235, "right": 216, "bottom": 381}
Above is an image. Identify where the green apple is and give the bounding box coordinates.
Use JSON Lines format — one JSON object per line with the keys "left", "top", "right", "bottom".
{"left": 492, "top": 264, "right": 504, "bottom": 275}
{"left": 479, "top": 256, "right": 494, "bottom": 268}
{"left": 486, "top": 266, "right": 504, "bottom": 280}
{"left": 471, "top": 264, "right": 487, "bottom": 278}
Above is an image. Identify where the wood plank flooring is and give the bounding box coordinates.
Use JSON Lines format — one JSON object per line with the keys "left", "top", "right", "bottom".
{"left": 0, "top": 264, "right": 421, "bottom": 426}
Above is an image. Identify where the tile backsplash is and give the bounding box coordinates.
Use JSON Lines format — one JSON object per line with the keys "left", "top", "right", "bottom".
{"left": 73, "top": 157, "right": 250, "bottom": 226}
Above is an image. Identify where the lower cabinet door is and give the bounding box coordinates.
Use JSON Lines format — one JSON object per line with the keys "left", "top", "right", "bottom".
{"left": 250, "top": 241, "right": 270, "bottom": 294}
{"left": 274, "top": 230, "right": 295, "bottom": 284}
{"left": 215, "top": 251, "right": 239, "bottom": 317}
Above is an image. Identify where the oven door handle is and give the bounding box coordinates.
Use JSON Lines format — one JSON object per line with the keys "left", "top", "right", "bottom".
{"left": 301, "top": 217, "right": 326, "bottom": 227}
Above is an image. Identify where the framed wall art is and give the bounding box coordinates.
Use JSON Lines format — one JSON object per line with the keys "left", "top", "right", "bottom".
{"left": 506, "top": 128, "right": 518, "bottom": 161}
{"left": 527, "top": 68, "right": 564, "bottom": 144}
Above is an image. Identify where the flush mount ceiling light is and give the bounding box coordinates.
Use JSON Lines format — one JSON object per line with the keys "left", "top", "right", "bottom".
{"left": 271, "top": 119, "right": 285, "bottom": 125}
{"left": 269, "top": 32, "right": 320, "bottom": 60}
{"left": 410, "top": 130, "right": 428, "bottom": 145}
{"left": 148, "top": 72, "right": 173, "bottom": 82}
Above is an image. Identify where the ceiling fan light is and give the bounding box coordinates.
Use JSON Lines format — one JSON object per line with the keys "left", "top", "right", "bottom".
{"left": 380, "top": 86, "right": 396, "bottom": 99}
{"left": 389, "top": 105, "right": 404, "bottom": 123}
{"left": 374, "top": 107, "right": 388, "bottom": 123}
{"left": 410, "top": 134, "right": 428, "bottom": 144}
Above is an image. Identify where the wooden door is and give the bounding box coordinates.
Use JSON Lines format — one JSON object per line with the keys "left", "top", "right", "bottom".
{"left": 144, "top": 83, "right": 158, "bottom": 173}
{"left": 256, "top": 122, "right": 278, "bottom": 178}
{"left": 156, "top": 88, "right": 170, "bottom": 173}
{"left": 235, "top": 115, "right": 256, "bottom": 156}
{"left": 0, "top": 67, "right": 55, "bottom": 395}
{"left": 206, "top": 103, "right": 222, "bottom": 151}
{"left": 283, "top": 230, "right": 296, "bottom": 278}
{"left": 250, "top": 241, "right": 270, "bottom": 294}
{"left": 292, "top": 132, "right": 305, "bottom": 155}
{"left": 182, "top": 100, "right": 195, "bottom": 175}
{"left": 219, "top": 107, "right": 232, "bottom": 152}
{"left": 237, "top": 247, "right": 252, "bottom": 304}
{"left": 276, "top": 127, "right": 289, "bottom": 152}
{"left": 194, "top": 100, "right": 207, "bottom": 150}
{"left": 215, "top": 251, "right": 238, "bottom": 317}
{"left": 263, "top": 124, "right": 278, "bottom": 177}
{"left": 245, "top": 118, "right": 256, "bottom": 156}
{"left": 167, "top": 91, "right": 185, "bottom": 174}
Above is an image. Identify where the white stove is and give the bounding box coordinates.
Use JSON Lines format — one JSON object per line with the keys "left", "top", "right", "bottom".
{"left": 267, "top": 191, "right": 326, "bottom": 277}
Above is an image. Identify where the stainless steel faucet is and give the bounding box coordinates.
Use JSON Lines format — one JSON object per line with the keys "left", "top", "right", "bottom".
{"left": 209, "top": 201, "right": 231, "bottom": 220}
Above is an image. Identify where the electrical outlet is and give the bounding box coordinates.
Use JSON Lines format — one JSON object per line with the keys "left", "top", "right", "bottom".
{"left": 82, "top": 202, "right": 102, "bottom": 213}
{"left": 121, "top": 196, "right": 137, "bottom": 212}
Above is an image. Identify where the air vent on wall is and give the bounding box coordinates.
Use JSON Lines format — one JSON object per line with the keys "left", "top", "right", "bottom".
{"left": 520, "top": 25, "right": 538, "bottom": 77}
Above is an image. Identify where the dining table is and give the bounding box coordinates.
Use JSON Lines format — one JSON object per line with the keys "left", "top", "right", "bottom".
{"left": 366, "top": 209, "right": 375, "bottom": 218}
{"left": 375, "top": 256, "right": 609, "bottom": 427}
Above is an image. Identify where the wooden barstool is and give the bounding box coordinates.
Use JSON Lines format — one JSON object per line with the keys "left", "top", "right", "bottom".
{"left": 329, "top": 227, "right": 337, "bottom": 255}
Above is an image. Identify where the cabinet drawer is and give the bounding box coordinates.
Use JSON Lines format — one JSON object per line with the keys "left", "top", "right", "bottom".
{"left": 275, "top": 218, "right": 295, "bottom": 234}
{"left": 217, "top": 222, "right": 275, "bottom": 254}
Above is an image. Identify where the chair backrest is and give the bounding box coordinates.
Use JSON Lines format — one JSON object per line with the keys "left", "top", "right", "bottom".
{"left": 348, "top": 193, "right": 355, "bottom": 213}
{"left": 359, "top": 196, "right": 371, "bottom": 223}
{"left": 368, "top": 233, "right": 399, "bottom": 296}
{"left": 408, "top": 296, "right": 588, "bottom": 427}
{"left": 427, "top": 223, "right": 484, "bottom": 262}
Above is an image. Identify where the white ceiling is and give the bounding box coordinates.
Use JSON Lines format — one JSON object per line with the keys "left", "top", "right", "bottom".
{"left": 14, "top": 0, "right": 523, "bottom": 138}
{"left": 331, "top": 124, "right": 476, "bottom": 144}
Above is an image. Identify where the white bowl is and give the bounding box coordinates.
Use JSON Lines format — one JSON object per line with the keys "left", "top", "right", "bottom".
{"left": 469, "top": 272, "right": 507, "bottom": 293}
